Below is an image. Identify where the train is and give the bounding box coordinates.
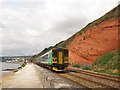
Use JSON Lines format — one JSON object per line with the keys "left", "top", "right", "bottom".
{"left": 35, "top": 48, "right": 69, "bottom": 71}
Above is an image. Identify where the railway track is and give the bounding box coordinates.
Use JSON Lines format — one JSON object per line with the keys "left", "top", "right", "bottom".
{"left": 59, "top": 73, "right": 92, "bottom": 90}
{"left": 58, "top": 68, "right": 120, "bottom": 89}
{"left": 67, "top": 68, "right": 120, "bottom": 82}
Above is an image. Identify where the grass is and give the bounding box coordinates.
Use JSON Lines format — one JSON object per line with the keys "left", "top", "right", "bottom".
{"left": 83, "top": 66, "right": 91, "bottom": 70}
{"left": 92, "top": 49, "right": 120, "bottom": 76}
{"left": 95, "top": 53, "right": 115, "bottom": 65}
{"left": 72, "top": 64, "right": 80, "bottom": 68}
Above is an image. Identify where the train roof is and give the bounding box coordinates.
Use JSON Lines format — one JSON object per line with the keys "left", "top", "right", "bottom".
{"left": 40, "top": 47, "right": 68, "bottom": 57}
{"left": 52, "top": 47, "right": 68, "bottom": 50}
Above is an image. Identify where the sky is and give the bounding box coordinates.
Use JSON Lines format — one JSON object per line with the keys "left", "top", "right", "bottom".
{"left": 0, "top": 0, "right": 119, "bottom": 56}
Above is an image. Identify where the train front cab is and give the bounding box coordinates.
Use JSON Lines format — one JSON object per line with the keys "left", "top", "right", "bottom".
{"left": 52, "top": 48, "right": 68, "bottom": 71}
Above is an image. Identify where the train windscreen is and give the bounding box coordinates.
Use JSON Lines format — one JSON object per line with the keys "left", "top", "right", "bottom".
{"left": 52, "top": 50, "right": 57, "bottom": 57}
{"left": 64, "top": 50, "right": 68, "bottom": 57}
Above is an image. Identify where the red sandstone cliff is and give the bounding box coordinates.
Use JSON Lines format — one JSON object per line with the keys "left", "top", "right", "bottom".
{"left": 65, "top": 5, "right": 120, "bottom": 65}
{"left": 68, "top": 17, "right": 119, "bottom": 65}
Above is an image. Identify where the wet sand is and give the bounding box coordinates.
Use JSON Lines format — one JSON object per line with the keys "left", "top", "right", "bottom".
{"left": 1, "top": 71, "right": 17, "bottom": 89}
{"left": 0, "top": 72, "right": 14, "bottom": 89}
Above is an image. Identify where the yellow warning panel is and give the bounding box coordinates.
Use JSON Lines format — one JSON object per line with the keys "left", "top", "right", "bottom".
{"left": 58, "top": 51, "right": 63, "bottom": 64}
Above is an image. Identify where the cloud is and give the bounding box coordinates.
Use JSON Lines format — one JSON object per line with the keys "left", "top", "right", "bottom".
{"left": 0, "top": 0, "right": 119, "bottom": 56}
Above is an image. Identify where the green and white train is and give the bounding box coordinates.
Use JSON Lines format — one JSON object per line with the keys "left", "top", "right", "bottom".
{"left": 35, "top": 48, "right": 69, "bottom": 71}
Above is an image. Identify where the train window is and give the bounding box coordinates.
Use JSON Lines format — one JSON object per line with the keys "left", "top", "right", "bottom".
{"left": 64, "top": 50, "right": 68, "bottom": 57}
{"left": 52, "top": 51, "right": 57, "bottom": 57}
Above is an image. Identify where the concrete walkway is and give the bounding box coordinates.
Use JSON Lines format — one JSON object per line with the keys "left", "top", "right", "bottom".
{"left": 2, "top": 63, "right": 43, "bottom": 88}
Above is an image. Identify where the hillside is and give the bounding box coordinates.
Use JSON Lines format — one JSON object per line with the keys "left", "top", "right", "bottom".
{"left": 34, "top": 5, "right": 119, "bottom": 66}
{"left": 63, "top": 5, "right": 119, "bottom": 65}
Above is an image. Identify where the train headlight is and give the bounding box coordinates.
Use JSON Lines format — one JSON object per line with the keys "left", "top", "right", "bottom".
{"left": 53, "top": 58, "right": 57, "bottom": 62}
{"left": 64, "top": 58, "right": 68, "bottom": 62}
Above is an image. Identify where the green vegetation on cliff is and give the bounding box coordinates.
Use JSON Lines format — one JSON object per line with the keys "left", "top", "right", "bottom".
{"left": 72, "top": 49, "right": 120, "bottom": 76}
{"left": 92, "top": 49, "right": 120, "bottom": 76}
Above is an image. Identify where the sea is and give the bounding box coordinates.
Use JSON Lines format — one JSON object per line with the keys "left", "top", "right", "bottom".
{"left": 0, "top": 61, "right": 21, "bottom": 76}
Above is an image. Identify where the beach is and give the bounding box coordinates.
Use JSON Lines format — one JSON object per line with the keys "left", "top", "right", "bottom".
{"left": 0, "top": 62, "right": 21, "bottom": 89}
{"left": 1, "top": 71, "right": 15, "bottom": 89}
